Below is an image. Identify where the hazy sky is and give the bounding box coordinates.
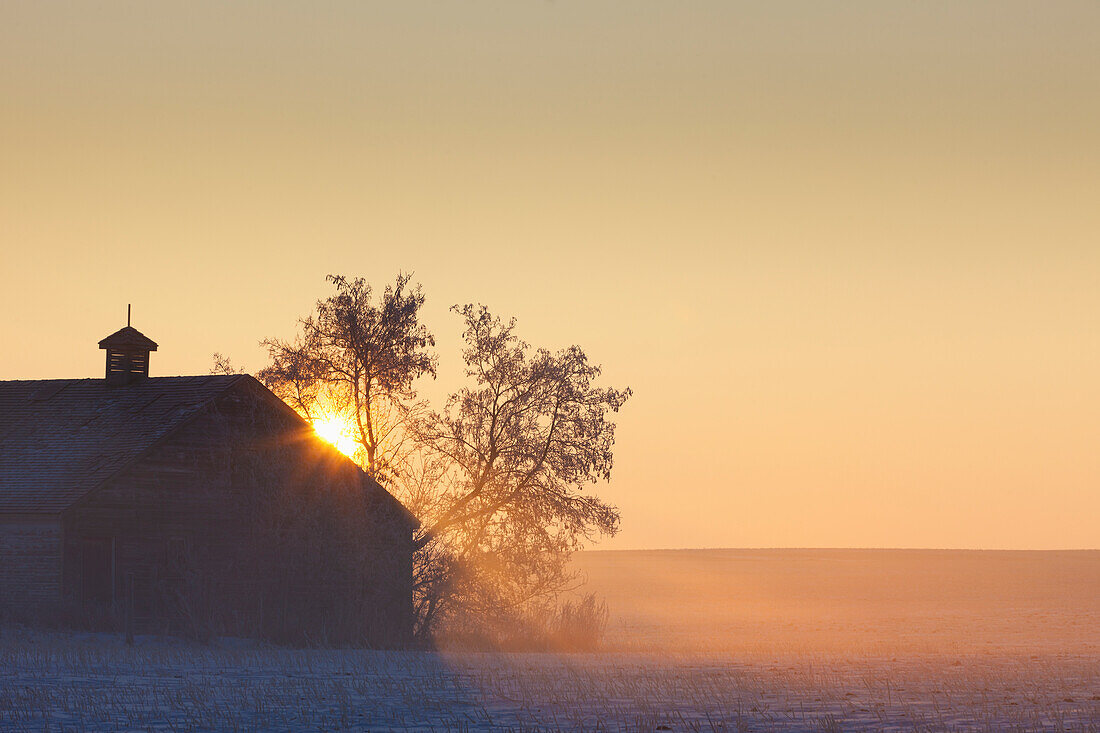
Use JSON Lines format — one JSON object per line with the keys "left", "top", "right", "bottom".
{"left": 3, "top": 2, "right": 1098, "bottom": 549}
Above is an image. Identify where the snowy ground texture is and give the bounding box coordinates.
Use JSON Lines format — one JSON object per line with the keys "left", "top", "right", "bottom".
{"left": 1, "top": 630, "right": 1098, "bottom": 732}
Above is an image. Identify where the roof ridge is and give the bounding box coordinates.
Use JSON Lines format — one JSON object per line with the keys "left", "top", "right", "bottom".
{"left": 0, "top": 374, "right": 249, "bottom": 384}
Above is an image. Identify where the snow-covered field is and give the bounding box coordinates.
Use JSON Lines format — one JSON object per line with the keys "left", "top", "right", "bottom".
{"left": 2, "top": 550, "right": 1098, "bottom": 731}
{"left": 1, "top": 631, "right": 1097, "bottom": 731}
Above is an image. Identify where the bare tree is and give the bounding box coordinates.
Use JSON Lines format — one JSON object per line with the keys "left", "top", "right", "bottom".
{"left": 209, "top": 352, "right": 240, "bottom": 375}
{"left": 409, "top": 305, "right": 631, "bottom": 639}
{"left": 258, "top": 274, "right": 437, "bottom": 479}
{"left": 259, "top": 279, "right": 630, "bottom": 644}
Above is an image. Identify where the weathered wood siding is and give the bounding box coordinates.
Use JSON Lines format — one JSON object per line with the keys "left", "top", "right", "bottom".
{"left": 61, "top": 392, "right": 253, "bottom": 616}
{"left": 0, "top": 514, "right": 61, "bottom": 610}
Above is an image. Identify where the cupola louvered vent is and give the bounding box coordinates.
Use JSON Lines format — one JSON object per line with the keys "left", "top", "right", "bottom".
{"left": 98, "top": 314, "right": 158, "bottom": 386}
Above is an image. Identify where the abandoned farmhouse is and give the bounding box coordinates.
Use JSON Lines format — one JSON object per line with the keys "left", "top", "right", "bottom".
{"left": 0, "top": 324, "right": 417, "bottom": 646}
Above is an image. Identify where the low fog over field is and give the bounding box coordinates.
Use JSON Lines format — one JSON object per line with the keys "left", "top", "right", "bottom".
{"left": 573, "top": 548, "right": 1100, "bottom": 654}
{"left": 3, "top": 549, "right": 1098, "bottom": 731}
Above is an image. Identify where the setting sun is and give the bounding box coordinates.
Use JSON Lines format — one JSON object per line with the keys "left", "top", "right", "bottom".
{"left": 312, "top": 416, "right": 359, "bottom": 459}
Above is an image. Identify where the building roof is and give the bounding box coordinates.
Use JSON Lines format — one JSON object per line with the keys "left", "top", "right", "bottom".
{"left": 0, "top": 376, "right": 244, "bottom": 512}
{"left": 98, "top": 326, "right": 159, "bottom": 351}
{"left": 0, "top": 375, "right": 417, "bottom": 527}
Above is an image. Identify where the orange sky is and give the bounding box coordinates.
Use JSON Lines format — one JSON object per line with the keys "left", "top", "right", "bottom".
{"left": 2, "top": 2, "right": 1098, "bottom": 549}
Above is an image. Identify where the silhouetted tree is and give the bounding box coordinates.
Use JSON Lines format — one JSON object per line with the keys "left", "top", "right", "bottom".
{"left": 258, "top": 274, "right": 436, "bottom": 479}
{"left": 409, "top": 305, "right": 631, "bottom": 640}
{"left": 209, "top": 352, "right": 239, "bottom": 375}
{"left": 260, "top": 279, "right": 630, "bottom": 644}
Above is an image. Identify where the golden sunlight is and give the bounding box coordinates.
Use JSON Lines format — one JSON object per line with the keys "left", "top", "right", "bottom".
{"left": 312, "top": 416, "right": 359, "bottom": 458}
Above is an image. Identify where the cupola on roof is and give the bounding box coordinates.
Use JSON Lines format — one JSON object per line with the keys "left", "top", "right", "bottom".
{"left": 99, "top": 307, "right": 158, "bottom": 386}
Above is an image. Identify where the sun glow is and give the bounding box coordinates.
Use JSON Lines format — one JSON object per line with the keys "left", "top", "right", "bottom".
{"left": 312, "top": 416, "right": 359, "bottom": 459}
